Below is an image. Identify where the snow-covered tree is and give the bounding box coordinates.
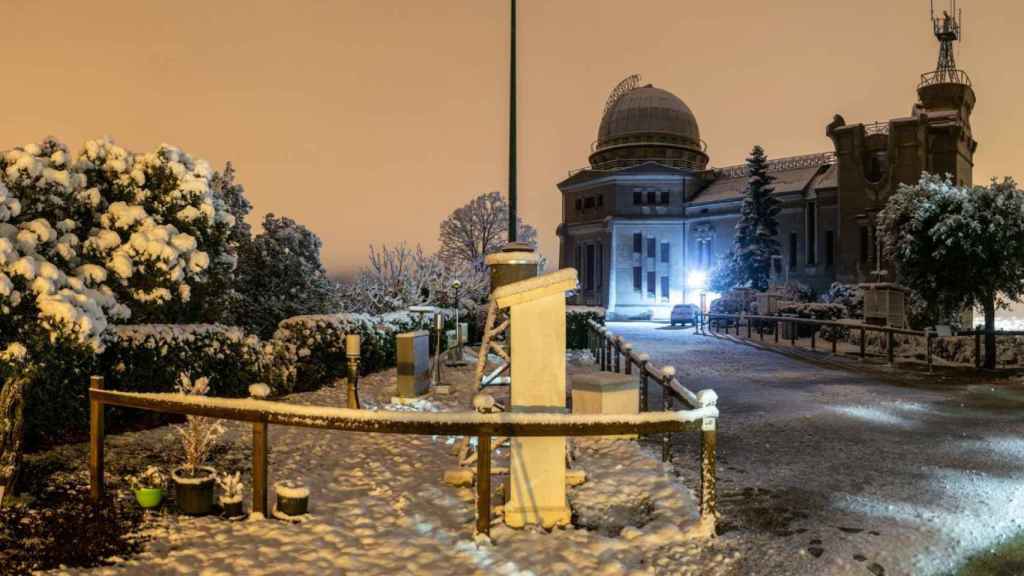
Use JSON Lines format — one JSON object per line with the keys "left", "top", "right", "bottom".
{"left": 438, "top": 191, "right": 538, "bottom": 270}
{"left": 878, "top": 173, "right": 1024, "bottom": 369}
{"left": 71, "top": 139, "right": 238, "bottom": 323}
{"left": 0, "top": 137, "right": 239, "bottom": 502}
{"left": 234, "top": 213, "right": 338, "bottom": 338}
{"left": 731, "top": 146, "right": 781, "bottom": 291}
{"left": 708, "top": 252, "right": 741, "bottom": 294}
{"left": 341, "top": 243, "right": 488, "bottom": 315}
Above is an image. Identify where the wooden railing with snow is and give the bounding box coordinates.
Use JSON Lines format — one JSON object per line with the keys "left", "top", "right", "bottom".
{"left": 87, "top": 375, "right": 718, "bottom": 537}
{"left": 585, "top": 320, "right": 720, "bottom": 520}
{"left": 704, "top": 312, "right": 936, "bottom": 369}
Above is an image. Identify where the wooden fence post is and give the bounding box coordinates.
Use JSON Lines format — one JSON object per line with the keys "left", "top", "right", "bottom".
{"left": 832, "top": 329, "right": 838, "bottom": 354}
{"left": 697, "top": 389, "right": 718, "bottom": 522}
{"left": 613, "top": 338, "right": 621, "bottom": 373}
{"left": 811, "top": 327, "right": 816, "bottom": 350}
{"left": 775, "top": 321, "right": 780, "bottom": 343}
{"left": 758, "top": 320, "right": 764, "bottom": 341}
{"left": 975, "top": 331, "right": 981, "bottom": 369}
{"left": 476, "top": 434, "right": 491, "bottom": 537}
{"left": 637, "top": 354, "right": 650, "bottom": 413}
{"left": 927, "top": 331, "right": 934, "bottom": 373}
{"left": 623, "top": 343, "right": 633, "bottom": 376}
{"left": 888, "top": 331, "right": 895, "bottom": 366}
{"left": 662, "top": 387, "right": 673, "bottom": 463}
{"left": 89, "top": 375, "right": 105, "bottom": 503}
{"left": 790, "top": 321, "right": 796, "bottom": 347}
{"left": 252, "top": 421, "right": 269, "bottom": 517}
{"left": 860, "top": 327, "right": 866, "bottom": 358}
{"left": 746, "top": 317, "right": 751, "bottom": 339}
{"left": 606, "top": 338, "right": 613, "bottom": 373}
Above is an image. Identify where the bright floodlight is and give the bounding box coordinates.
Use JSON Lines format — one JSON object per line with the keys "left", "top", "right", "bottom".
{"left": 687, "top": 270, "right": 707, "bottom": 289}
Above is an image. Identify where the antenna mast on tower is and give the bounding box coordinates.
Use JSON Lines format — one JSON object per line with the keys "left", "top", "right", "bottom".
{"left": 927, "top": 0, "right": 967, "bottom": 85}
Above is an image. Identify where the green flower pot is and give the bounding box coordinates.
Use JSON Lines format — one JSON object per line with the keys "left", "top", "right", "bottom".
{"left": 135, "top": 488, "right": 164, "bottom": 509}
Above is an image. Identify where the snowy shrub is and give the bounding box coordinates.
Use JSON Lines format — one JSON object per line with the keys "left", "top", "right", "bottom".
{"left": 774, "top": 281, "right": 815, "bottom": 303}
{"left": 566, "top": 306, "right": 606, "bottom": 350}
{"left": 778, "top": 301, "right": 846, "bottom": 340}
{"left": 100, "top": 324, "right": 270, "bottom": 398}
{"left": 217, "top": 471, "right": 243, "bottom": 502}
{"left": 125, "top": 466, "right": 166, "bottom": 491}
{"left": 709, "top": 297, "right": 745, "bottom": 315}
{"left": 819, "top": 282, "right": 864, "bottom": 319}
{"left": 173, "top": 375, "right": 224, "bottom": 476}
{"left": 273, "top": 312, "right": 428, "bottom": 391}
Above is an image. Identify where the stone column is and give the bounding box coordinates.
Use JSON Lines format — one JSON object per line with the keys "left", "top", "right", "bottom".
{"left": 493, "top": 269, "right": 576, "bottom": 529}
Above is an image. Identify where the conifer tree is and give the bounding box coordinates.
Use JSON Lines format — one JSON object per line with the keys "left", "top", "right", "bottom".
{"left": 732, "top": 145, "right": 781, "bottom": 291}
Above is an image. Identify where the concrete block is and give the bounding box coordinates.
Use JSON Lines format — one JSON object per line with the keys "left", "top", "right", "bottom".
{"left": 396, "top": 330, "right": 430, "bottom": 398}
{"left": 571, "top": 372, "right": 639, "bottom": 440}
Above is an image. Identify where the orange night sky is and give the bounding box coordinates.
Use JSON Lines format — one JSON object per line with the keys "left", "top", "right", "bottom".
{"left": 2, "top": 0, "right": 1020, "bottom": 276}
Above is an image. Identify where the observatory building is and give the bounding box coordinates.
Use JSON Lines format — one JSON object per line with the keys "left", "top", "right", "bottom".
{"left": 556, "top": 10, "right": 977, "bottom": 320}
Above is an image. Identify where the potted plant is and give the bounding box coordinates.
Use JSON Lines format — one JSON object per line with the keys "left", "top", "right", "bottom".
{"left": 126, "top": 465, "right": 166, "bottom": 510}
{"left": 274, "top": 480, "right": 309, "bottom": 518}
{"left": 171, "top": 374, "right": 224, "bottom": 516}
{"left": 217, "top": 471, "right": 245, "bottom": 518}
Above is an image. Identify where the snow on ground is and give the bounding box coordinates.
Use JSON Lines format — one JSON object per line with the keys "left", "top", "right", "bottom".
{"left": 48, "top": 356, "right": 730, "bottom": 576}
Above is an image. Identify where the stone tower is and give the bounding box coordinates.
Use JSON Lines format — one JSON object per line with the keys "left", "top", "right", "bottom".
{"left": 826, "top": 3, "right": 976, "bottom": 283}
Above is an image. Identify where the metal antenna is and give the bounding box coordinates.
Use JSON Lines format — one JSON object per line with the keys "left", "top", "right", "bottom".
{"left": 922, "top": 0, "right": 967, "bottom": 86}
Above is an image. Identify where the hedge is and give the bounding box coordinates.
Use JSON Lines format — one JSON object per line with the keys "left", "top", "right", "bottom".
{"left": 566, "top": 306, "right": 606, "bottom": 350}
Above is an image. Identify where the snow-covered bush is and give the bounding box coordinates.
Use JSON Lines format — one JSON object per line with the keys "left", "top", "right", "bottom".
{"left": 217, "top": 471, "right": 243, "bottom": 503}
{"left": 125, "top": 466, "right": 166, "bottom": 491}
{"left": 819, "top": 282, "right": 864, "bottom": 319}
{"left": 273, "top": 312, "right": 428, "bottom": 390}
{"left": 174, "top": 375, "right": 224, "bottom": 476}
{"left": 100, "top": 324, "right": 273, "bottom": 398}
{"left": 778, "top": 301, "right": 846, "bottom": 340}
{"left": 774, "top": 281, "right": 815, "bottom": 303}
{"left": 566, "top": 306, "right": 606, "bottom": 350}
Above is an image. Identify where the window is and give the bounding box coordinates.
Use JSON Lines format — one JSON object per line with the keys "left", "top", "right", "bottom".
{"left": 575, "top": 198, "right": 582, "bottom": 211}
{"left": 660, "top": 276, "right": 669, "bottom": 302}
{"left": 660, "top": 191, "right": 669, "bottom": 205}
{"left": 633, "top": 191, "right": 641, "bottom": 205}
{"left": 596, "top": 195, "right": 603, "bottom": 207}
{"left": 633, "top": 267, "right": 642, "bottom": 291}
{"left": 806, "top": 201, "right": 817, "bottom": 266}
{"left": 633, "top": 233, "right": 642, "bottom": 253}
{"left": 660, "top": 242, "right": 670, "bottom": 264}
{"left": 584, "top": 197, "right": 594, "bottom": 209}
{"left": 585, "top": 244, "right": 595, "bottom": 291}
{"left": 647, "top": 237, "right": 656, "bottom": 259}
{"left": 647, "top": 190, "right": 656, "bottom": 205}
{"left": 596, "top": 243, "right": 603, "bottom": 288}
{"left": 647, "top": 271, "right": 656, "bottom": 297}
{"left": 789, "top": 232, "right": 798, "bottom": 269}
{"left": 859, "top": 226, "right": 869, "bottom": 264}
{"left": 825, "top": 230, "right": 835, "bottom": 268}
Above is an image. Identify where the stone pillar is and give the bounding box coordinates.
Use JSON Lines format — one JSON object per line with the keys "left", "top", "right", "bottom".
{"left": 493, "top": 269, "right": 576, "bottom": 529}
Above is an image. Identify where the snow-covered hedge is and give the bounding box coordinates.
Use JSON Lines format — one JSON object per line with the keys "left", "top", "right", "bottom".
{"left": 819, "top": 283, "right": 864, "bottom": 319}
{"left": 778, "top": 302, "right": 847, "bottom": 341}
{"left": 101, "top": 325, "right": 274, "bottom": 398}
{"left": 273, "top": 312, "right": 428, "bottom": 391}
{"left": 566, "top": 306, "right": 606, "bottom": 350}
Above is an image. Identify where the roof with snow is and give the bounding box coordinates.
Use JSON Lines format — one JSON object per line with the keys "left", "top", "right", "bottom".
{"left": 690, "top": 153, "right": 837, "bottom": 205}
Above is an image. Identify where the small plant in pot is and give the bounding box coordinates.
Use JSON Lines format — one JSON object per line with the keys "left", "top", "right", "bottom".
{"left": 171, "top": 374, "right": 225, "bottom": 516}
{"left": 274, "top": 480, "right": 310, "bottom": 520}
{"left": 126, "top": 465, "right": 166, "bottom": 510}
{"left": 217, "top": 471, "right": 245, "bottom": 518}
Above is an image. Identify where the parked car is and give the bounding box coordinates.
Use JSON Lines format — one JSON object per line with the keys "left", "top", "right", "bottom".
{"left": 670, "top": 304, "right": 700, "bottom": 327}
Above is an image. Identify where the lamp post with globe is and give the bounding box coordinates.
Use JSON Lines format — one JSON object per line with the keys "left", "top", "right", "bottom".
{"left": 688, "top": 270, "right": 708, "bottom": 334}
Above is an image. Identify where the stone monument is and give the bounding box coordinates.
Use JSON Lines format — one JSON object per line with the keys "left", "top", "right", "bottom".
{"left": 491, "top": 268, "right": 577, "bottom": 529}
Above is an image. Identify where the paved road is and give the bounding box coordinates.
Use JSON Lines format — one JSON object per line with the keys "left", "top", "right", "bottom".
{"left": 607, "top": 321, "right": 1024, "bottom": 576}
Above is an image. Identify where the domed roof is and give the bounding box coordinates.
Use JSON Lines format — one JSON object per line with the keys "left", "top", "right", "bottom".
{"left": 597, "top": 84, "right": 701, "bottom": 149}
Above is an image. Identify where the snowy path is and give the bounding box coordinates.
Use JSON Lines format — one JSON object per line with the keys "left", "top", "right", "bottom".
{"left": 51, "top": 362, "right": 733, "bottom": 576}
{"left": 610, "top": 321, "right": 1024, "bottom": 575}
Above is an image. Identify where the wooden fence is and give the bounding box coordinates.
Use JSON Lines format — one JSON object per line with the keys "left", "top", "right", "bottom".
{"left": 88, "top": 375, "right": 718, "bottom": 537}
{"left": 585, "top": 320, "right": 720, "bottom": 518}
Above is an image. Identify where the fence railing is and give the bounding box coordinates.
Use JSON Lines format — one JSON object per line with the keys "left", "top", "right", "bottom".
{"left": 586, "top": 320, "right": 719, "bottom": 518}
{"left": 703, "top": 313, "right": 933, "bottom": 369}
{"left": 88, "top": 375, "right": 718, "bottom": 538}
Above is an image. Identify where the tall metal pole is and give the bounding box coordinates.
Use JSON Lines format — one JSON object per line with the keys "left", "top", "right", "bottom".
{"left": 507, "top": 0, "right": 518, "bottom": 243}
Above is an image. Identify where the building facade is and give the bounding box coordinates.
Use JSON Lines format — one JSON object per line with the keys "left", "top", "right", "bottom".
{"left": 556, "top": 29, "right": 976, "bottom": 320}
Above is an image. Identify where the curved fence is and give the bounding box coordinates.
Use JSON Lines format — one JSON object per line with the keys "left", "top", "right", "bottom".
{"left": 88, "top": 374, "right": 718, "bottom": 537}
{"left": 585, "top": 320, "right": 719, "bottom": 518}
